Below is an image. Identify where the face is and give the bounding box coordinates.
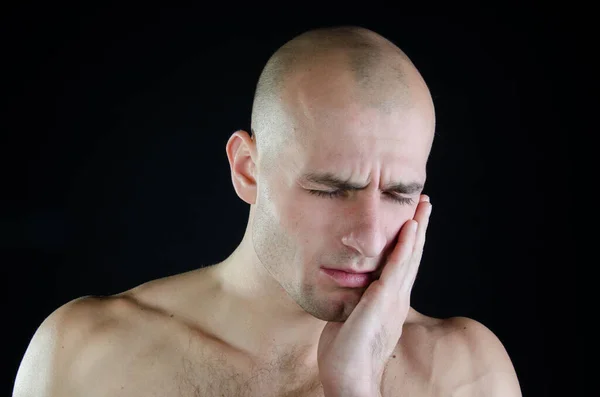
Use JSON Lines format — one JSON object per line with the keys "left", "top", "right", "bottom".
{"left": 250, "top": 68, "right": 435, "bottom": 323}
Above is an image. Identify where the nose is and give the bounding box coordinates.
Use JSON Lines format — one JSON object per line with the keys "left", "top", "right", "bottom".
{"left": 340, "top": 194, "right": 388, "bottom": 259}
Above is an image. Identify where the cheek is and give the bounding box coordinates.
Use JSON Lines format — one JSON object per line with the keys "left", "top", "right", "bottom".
{"left": 280, "top": 195, "right": 315, "bottom": 234}
{"left": 278, "top": 192, "right": 332, "bottom": 244}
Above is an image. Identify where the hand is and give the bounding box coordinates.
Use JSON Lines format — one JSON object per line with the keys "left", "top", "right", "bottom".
{"left": 317, "top": 194, "right": 433, "bottom": 397}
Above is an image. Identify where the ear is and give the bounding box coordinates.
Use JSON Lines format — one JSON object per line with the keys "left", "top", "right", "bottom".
{"left": 225, "top": 130, "right": 257, "bottom": 205}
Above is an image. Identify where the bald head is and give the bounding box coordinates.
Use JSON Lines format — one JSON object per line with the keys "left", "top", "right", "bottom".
{"left": 231, "top": 28, "right": 436, "bottom": 320}
{"left": 250, "top": 25, "right": 434, "bottom": 167}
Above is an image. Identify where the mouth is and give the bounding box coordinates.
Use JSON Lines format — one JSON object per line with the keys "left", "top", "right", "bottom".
{"left": 320, "top": 267, "right": 375, "bottom": 288}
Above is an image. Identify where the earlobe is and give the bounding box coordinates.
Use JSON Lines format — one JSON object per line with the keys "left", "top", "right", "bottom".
{"left": 225, "top": 130, "right": 257, "bottom": 205}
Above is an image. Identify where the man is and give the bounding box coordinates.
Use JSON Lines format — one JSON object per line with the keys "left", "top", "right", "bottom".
{"left": 13, "top": 26, "right": 522, "bottom": 396}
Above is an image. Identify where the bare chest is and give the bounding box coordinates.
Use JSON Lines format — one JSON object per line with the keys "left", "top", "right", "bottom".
{"left": 96, "top": 346, "right": 439, "bottom": 397}
{"left": 85, "top": 309, "right": 445, "bottom": 397}
{"left": 172, "top": 352, "right": 325, "bottom": 397}
{"left": 90, "top": 340, "right": 325, "bottom": 397}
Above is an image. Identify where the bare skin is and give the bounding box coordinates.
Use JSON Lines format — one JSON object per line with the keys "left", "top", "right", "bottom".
{"left": 13, "top": 27, "right": 521, "bottom": 397}
{"left": 12, "top": 267, "right": 520, "bottom": 397}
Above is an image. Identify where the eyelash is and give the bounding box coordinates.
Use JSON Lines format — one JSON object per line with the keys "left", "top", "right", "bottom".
{"left": 308, "top": 190, "right": 414, "bottom": 205}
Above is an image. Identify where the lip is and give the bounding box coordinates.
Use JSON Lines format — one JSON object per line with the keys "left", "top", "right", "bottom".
{"left": 322, "top": 266, "right": 375, "bottom": 274}
{"left": 321, "top": 267, "right": 374, "bottom": 288}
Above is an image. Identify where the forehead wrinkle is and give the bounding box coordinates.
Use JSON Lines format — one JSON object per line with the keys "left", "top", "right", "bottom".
{"left": 293, "top": 130, "right": 424, "bottom": 179}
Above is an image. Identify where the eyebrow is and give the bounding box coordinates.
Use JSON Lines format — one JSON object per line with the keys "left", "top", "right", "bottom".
{"left": 300, "top": 172, "right": 424, "bottom": 195}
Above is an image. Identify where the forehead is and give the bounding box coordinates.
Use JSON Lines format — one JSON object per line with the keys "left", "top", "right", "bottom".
{"left": 282, "top": 99, "right": 433, "bottom": 183}
{"left": 276, "top": 63, "right": 434, "bottom": 181}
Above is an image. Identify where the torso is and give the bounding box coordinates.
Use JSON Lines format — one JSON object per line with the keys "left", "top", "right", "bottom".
{"left": 80, "top": 303, "right": 325, "bottom": 396}
{"left": 72, "top": 266, "right": 458, "bottom": 397}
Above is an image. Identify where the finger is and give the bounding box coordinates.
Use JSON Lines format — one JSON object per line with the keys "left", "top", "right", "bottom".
{"left": 378, "top": 218, "right": 418, "bottom": 288}
{"left": 407, "top": 199, "right": 433, "bottom": 284}
{"left": 376, "top": 195, "right": 430, "bottom": 289}
{"left": 413, "top": 199, "right": 432, "bottom": 257}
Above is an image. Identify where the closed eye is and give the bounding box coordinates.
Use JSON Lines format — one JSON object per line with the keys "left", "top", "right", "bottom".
{"left": 307, "top": 190, "right": 414, "bottom": 205}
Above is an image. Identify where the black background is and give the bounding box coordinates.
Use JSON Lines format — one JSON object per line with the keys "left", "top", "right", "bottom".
{"left": 3, "top": 7, "right": 572, "bottom": 397}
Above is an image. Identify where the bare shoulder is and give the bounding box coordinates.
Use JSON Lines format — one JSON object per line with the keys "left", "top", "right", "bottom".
{"left": 12, "top": 295, "right": 103, "bottom": 396}
{"left": 436, "top": 316, "right": 522, "bottom": 396}
{"left": 12, "top": 291, "right": 167, "bottom": 397}
{"left": 393, "top": 312, "right": 522, "bottom": 397}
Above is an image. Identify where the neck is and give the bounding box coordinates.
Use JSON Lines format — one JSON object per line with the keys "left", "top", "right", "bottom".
{"left": 207, "top": 239, "right": 326, "bottom": 365}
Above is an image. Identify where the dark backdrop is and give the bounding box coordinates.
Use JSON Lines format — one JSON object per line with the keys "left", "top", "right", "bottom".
{"left": 3, "top": 8, "right": 569, "bottom": 397}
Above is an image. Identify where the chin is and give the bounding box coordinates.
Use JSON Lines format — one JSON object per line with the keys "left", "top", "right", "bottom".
{"left": 308, "top": 293, "right": 361, "bottom": 323}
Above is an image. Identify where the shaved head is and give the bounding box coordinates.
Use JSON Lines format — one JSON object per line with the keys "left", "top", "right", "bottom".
{"left": 250, "top": 25, "right": 434, "bottom": 170}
